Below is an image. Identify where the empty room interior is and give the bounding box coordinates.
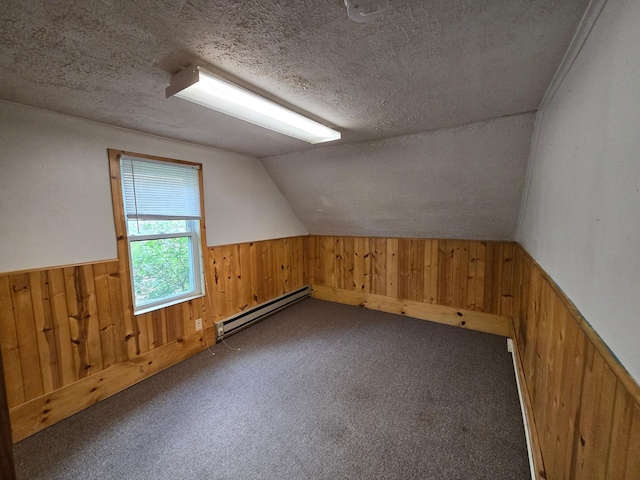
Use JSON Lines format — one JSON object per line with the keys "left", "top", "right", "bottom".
{"left": 1, "top": 0, "right": 639, "bottom": 479}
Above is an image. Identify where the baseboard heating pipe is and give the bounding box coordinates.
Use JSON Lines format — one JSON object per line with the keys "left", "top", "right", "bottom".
{"left": 215, "top": 286, "right": 310, "bottom": 341}
{"left": 507, "top": 338, "right": 536, "bottom": 480}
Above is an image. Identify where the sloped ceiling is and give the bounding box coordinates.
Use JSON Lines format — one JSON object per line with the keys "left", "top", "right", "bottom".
{"left": 262, "top": 113, "right": 535, "bottom": 240}
{"left": 0, "top": 0, "right": 588, "bottom": 157}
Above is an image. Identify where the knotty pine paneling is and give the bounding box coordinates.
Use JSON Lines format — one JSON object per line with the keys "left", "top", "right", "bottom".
{"left": 311, "top": 235, "right": 640, "bottom": 479}
{"left": 0, "top": 236, "right": 308, "bottom": 441}
{"left": 207, "top": 236, "right": 308, "bottom": 322}
{"left": 512, "top": 245, "right": 640, "bottom": 480}
{"left": 0, "top": 262, "right": 206, "bottom": 410}
{"left": 5, "top": 230, "right": 638, "bottom": 476}
{"left": 308, "top": 236, "right": 515, "bottom": 316}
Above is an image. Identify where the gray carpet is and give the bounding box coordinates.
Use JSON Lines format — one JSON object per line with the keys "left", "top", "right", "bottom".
{"left": 14, "top": 298, "right": 530, "bottom": 479}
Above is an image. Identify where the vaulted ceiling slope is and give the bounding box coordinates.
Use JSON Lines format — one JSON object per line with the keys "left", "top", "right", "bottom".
{"left": 262, "top": 113, "right": 535, "bottom": 240}
{"left": 1, "top": 0, "right": 588, "bottom": 157}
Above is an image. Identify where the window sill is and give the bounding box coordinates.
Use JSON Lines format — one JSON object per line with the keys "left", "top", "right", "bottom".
{"left": 133, "top": 292, "right": 204, "bottom": 316}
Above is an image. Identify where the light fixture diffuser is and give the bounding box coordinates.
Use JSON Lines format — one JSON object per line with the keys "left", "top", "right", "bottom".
{"left": 166, "top": 65, "right": 341, "bottom": 144}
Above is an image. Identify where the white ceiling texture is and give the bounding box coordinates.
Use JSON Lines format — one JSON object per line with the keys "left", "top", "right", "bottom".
{"left": 1, "top": 0, "right": 590, "bottom": 239}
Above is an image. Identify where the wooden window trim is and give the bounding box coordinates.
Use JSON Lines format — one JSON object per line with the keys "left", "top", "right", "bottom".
{"left": 107, "top": 149, "right": 209, "bottom": 321}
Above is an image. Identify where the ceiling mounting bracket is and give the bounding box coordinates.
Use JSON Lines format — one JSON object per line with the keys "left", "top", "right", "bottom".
{"left": 344, "top": 0, "right": 389, "bottom": 23}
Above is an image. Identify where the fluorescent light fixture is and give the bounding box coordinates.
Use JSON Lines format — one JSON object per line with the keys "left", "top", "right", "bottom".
{"left": 166, "top": 65, "right": 341, "bottom": 144}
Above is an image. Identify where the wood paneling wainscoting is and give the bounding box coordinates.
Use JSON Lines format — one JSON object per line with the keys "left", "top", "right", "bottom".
{"left": 207, "top": 236, "right": 307, "bottom": 323}
{"left": 0, "top": 236, "right": 308, "bottom": 442}
{"left": 308, "top": 236, "right": 515, "bottom": 336}
{"left": 308, "top": 236, "right": 516, "bottom": 315}
{"left": 511, "top": 246, "right": 640, "bottom": 480}
{"left": 309, "top": 235, "right": 640, "bottom": 480}
{"left": 2, "top": 232, "right": 639, "bottom": 480}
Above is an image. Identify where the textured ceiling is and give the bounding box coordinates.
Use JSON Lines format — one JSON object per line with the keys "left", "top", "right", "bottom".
{"left": 0, "top": 0, "right": 588, "bottom": 157}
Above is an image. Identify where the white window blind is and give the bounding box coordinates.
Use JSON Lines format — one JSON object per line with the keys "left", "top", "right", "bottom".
{"left": 120, "top": 156, "right": 201, "bottom": 220}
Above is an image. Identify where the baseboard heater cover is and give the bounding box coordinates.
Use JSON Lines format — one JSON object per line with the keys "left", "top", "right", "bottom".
{"left": 507, "top": 338, "right": 536, "bottom": 480}
{"left": 215, "top": 285, "right": 310, "bottom": 341}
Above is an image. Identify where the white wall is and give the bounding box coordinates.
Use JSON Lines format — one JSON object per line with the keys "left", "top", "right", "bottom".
{"left": 518, "top": 0, "right": 640, "bottom": 381}
{"left": 0, "top": 101, "right": 307, "bottom": 273}
{"left": 262, "top": 113, "right": 535, "bottom": 240}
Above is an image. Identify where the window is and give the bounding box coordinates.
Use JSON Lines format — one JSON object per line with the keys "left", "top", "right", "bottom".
{"left": 117, "top": 154, "right": 204, "bottom": 314}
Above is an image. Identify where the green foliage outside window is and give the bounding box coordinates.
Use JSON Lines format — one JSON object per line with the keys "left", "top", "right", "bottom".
{"left": 129, "top": 220, "right": 195, "bottom": 305}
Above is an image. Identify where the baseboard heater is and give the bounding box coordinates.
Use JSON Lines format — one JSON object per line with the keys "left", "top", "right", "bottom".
{"left": 215, "top": 285, "right": 311, "bottom": 341}
{"left": 507, "top": 338, "right": 536, "bottom": 480}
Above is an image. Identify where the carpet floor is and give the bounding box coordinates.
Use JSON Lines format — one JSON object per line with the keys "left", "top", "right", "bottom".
{"left": 14, "top": 298, "right": 530, "bottom": 479}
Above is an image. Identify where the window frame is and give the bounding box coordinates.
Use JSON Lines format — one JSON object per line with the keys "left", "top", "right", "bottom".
{"left": 126, "top": 220, "right": 203, "bottom": 314}
{"left": 108, "top": 150, "right": 207, "bottom": 316}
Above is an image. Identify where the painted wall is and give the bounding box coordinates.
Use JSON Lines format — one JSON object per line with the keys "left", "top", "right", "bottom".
{"left": 0, "top": 101, "right": 307, "bottom": 273}
{"left": 262, "top": 113, "right": 535, "bottom": 241}
{"left": 518, "top": 0, "right": 640, "bottom": 381}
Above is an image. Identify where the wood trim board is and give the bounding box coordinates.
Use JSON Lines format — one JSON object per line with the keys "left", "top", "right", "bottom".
{"left": 0, "top": 346, "right": 16, "bottom": 479}
{"left": 9, "top": 331, "right": 205, "bottom": 442}
{"left": 311, "top": 285, "right": 512, "bottom": 337}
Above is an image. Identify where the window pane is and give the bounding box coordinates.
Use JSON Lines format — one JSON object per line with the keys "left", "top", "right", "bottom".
{"left": 130, "top": 237, "right": 194, "bottom": 305}
{"left": 127, "top": 219, "right": 188, "bottom": 236}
